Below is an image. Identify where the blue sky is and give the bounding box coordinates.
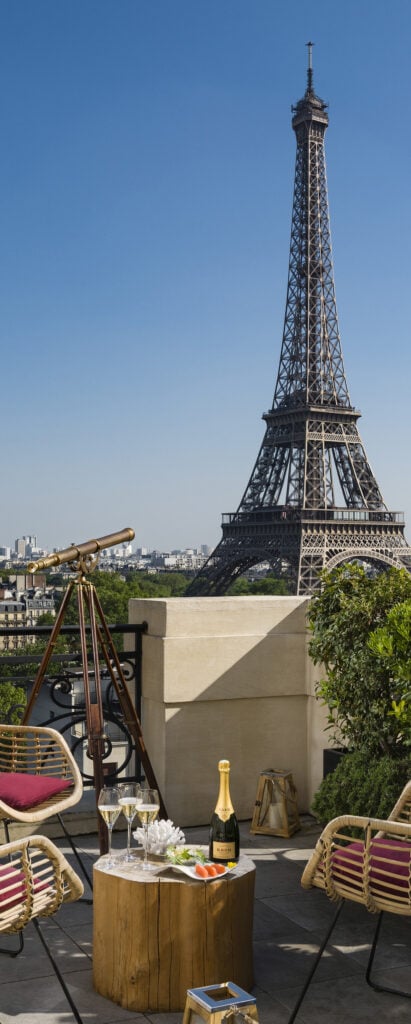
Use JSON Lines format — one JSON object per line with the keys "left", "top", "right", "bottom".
{"left": 0, "top": 0, "right": 410, "bottom": 553}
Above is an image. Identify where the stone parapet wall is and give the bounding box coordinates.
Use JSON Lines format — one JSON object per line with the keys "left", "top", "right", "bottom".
{"left": 128, "top": 596, "right": 328, "bottom": 827}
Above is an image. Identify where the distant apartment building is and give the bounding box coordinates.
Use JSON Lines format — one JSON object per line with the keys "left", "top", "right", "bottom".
{"left": 162, "top": 551, "right": 207, "bottom": 571}
{"left": 0, "top": 576, "right": 55, "bottom": 651}
{"left": 14, "top": 535, "right": 38, "bottom": 558}
{"left": 105, "top": 543, "right": 134, "bottom": 559}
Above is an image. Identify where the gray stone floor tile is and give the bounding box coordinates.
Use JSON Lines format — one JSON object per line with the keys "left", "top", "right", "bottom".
{"left": 251, "top": 985, "right": 295, "bottom": 1023}
{"left": 273, "top": 972, "right": 411, "bottom": 1023}
{"left": 253, "top": 900, "right": 303, "bottom": 941}
{"left": 262, "top": 889, "right": 338, "bottom": 932}
{"left": 254, "top": 935, "right": 363, "bottom": 993}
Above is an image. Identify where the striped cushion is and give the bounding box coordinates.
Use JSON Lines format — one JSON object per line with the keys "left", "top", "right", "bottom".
{"left": 332, "top": 838, "right": 411, "bottom": 895}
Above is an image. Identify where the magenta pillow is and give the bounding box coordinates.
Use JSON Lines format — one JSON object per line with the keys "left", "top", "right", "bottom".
{"left": 0, "top": 772, "right": 72, "bottom": 811}
{"left": 332, "top": 837, "right": 411, "bottom": 896}
{"left": 0, "top": 863, "right": 48, "bottom": 911}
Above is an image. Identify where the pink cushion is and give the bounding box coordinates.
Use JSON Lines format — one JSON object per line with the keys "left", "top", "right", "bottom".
{"left": 0, "top": 772, "right": 72, "bottom": 811}
{"left": 0, "top": 863, "right": 47, "bottom": 910}
{"left": 332, "top": 837, "right": 411, "bottom": 896}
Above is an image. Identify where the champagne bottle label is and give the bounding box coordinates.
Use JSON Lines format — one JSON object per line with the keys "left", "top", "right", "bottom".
{"left": 212, "top": 839, "right": 236, "bottom": 859}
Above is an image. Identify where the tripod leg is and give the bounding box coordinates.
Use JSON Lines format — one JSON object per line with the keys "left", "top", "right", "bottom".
{"left": 92, "top": 587, "right": 168, "bottom": 818}
{"left": 22, "top": 582, "right": 76, "bottom": 724}
{"left": 77, "top": 584, "right": 107, "bottom": 854}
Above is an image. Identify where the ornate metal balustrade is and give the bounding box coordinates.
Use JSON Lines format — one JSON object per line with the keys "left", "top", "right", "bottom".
{"left": 0, "top": 621, "right": 147, "bottom": 788}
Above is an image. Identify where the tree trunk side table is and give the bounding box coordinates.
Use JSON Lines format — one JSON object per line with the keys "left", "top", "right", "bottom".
{"left": 93, "top": 851, "right": 255, "bottom": 1013}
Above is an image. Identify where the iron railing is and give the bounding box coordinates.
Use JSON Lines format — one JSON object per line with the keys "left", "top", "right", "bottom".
{"left": 222, "top": 508, "right": 405, "bottom": 525}
{"left": 0, "top": 621, "right": 147, "bottom": 788}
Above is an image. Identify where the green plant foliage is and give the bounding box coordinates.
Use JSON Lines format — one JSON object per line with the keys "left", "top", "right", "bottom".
{"left": 369, "top": 598, "right": 411, "bottom": 681}
{"left": 0, "top": 681, "right": 26, "bottom": 724}
{"left": 228, "top": 574, "right": 289, "bottom": 595}
{"left": 308, "top": 564, "right": 411, "bottom": 756}
{"left": 311, "top": 751, "right": 411, "bottom": 826}
{"left": 368, "top": 598, "right": 411, "bottom": 744}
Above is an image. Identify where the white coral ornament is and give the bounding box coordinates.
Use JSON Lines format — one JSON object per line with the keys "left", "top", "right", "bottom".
{"left": 133, "top": 819, "right": 185, "bottom": 855}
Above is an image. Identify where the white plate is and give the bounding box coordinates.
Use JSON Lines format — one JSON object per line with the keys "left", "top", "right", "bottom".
{"left": 171, "top": 863, "right": 230, "bottom": 881}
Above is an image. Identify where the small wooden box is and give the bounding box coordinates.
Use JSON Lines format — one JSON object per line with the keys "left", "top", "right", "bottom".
{"left": 250, "top": 769, "right": 300, "bottom": 838}
{"left": 183, "top": 982, "right": 259, "bottom": 1024}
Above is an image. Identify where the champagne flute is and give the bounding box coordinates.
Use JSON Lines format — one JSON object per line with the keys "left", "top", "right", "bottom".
{"left": 136, "top": 788, "right": 160, "bottom": 871}
{"left": 118, "top": 782, "right": 142, "bottom": 861}
{"left": 98, "top": 786, "right": 121, "bottom": 869}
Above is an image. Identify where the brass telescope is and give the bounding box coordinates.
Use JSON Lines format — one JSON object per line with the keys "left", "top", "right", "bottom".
{"left": 27, "top": 527, "right": 135, "bottom": 573}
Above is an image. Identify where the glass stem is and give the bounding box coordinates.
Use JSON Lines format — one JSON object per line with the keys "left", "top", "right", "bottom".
{"left": 127, "top": 820, "right": 131, "bottom": 856}
{"left": 108, "top": 827, "right": 112, "bottom": 863}
{"left": 144, "top": 824, "right": 148, "bottom": 866}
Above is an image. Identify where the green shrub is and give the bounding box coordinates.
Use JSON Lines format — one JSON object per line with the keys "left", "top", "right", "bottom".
{"left": 0, "top": 681, "right": 26, "bottom": 724}
{"left": 311, "top": 751, "right": 411, "bottom": 826}
{"left": 308, "top": 564, "right": 411, "bottom": 756}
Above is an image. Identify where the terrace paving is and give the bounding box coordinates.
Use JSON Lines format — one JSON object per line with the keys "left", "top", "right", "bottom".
{"left": 0, "top": 817, "right": 410, "bottom": 1023}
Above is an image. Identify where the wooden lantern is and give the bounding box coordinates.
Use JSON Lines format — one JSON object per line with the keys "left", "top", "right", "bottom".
{"left": 250, "top": 768, "right": 300, "bottom": 838}
{"left": 182, "top": 982, "right": 259, "bottom": 1024}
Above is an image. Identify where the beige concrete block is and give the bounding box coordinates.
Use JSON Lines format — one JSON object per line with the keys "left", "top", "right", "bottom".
{"left": 129, "top": 596, "right": 310, "bottom": 639}
{"left": 141, "top": 635, "right": 165, "bottom": 702}
{"left": 128, "top": 594, "right": 329, "bottom": 826}
{"left": 129, "top": 598, "right": 168, "bottom": 635}
{"left": 141, "top": 696, "right": 167, "bottom": 801}
{"left": 307, "top": 694, "right": 331, "bottom": 806}
{"left": 161, "top": 633, "right": 306, "bottom": 702}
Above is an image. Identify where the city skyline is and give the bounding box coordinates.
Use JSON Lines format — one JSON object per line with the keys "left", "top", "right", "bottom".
{"left": 0, "top": 2, "right": 410, "bottom": 554}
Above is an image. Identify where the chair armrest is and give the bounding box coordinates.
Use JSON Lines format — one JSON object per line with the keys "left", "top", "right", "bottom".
{"left": 0, "top": 724, "right": 83, "bottom": 822}
{"left": 0, "top": 834, "right": 84, "bottom": 932}
{"left": 301, "top": 814, "right": 411, "bottom": 913}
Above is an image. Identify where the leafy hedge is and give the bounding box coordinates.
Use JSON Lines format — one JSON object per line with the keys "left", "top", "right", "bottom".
{"left": 311, "top": 750, "right": 411, "bottom": 826}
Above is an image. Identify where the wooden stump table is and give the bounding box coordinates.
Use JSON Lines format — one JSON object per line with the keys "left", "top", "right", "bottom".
{"left": 93, "top": 850, "right": 255, "bottom": 1013}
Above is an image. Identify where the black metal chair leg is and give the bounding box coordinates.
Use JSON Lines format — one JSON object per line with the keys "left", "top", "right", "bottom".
{"left": 0, "top": 930, "right": 24, "bottom": 957}
{"left": 366, "top": 911, "right": 411, "bottom": 999}
{"left": 32, "top": 917, "right": 84, "bottom": 1024}
{"left": 287, "top": 900, "right": 345, "bottom": 1024}
{"left": 56, "top": 813, "right": 93, "bottom": 898}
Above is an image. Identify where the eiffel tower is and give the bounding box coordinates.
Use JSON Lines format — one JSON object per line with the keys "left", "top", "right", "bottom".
{"left": 188, "top": 45, "right": 411, "bottom": 596}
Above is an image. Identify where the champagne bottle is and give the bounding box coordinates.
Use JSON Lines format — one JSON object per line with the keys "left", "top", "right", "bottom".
{"left": 209, "top": 759, "right": 240, "bottom": 863}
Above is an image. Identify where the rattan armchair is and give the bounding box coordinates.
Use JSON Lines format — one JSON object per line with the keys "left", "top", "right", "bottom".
{"left": 288, "top": 780, "right": 411, "bottom": 1022}
{"left": 0, "top": 723, "right": 89, "bottom": 889}
{"left": 0, "top": 833, "right": 84, "bottom": 1022}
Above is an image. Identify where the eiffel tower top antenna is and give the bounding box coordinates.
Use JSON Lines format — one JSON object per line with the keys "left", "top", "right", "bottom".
{"left": 306, "top": 40, "right": 314, "bottom": 92}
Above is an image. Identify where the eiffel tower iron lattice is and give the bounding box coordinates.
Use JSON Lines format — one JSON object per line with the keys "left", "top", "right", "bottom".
{"left": 188, "top": 46, "right": 411, "bottom": 597}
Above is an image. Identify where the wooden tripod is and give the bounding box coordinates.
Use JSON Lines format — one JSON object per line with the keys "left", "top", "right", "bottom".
{"left": 22, "top": 561, "right": 167, "bottom": 853}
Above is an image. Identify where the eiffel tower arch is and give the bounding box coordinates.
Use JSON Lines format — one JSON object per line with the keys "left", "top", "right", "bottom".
{"left": 188, "top": 46, "right": 411, "bottom": 597}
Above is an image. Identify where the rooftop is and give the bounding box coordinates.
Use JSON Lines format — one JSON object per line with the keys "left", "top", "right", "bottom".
{"left": 1, "top": 817, "right": 410, "bottom": 1023}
